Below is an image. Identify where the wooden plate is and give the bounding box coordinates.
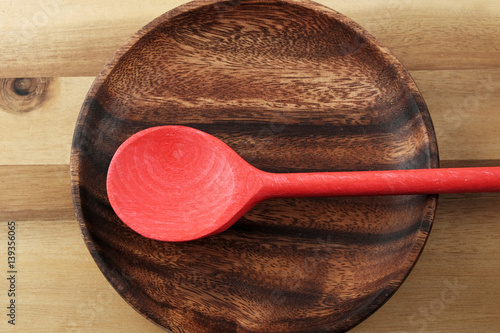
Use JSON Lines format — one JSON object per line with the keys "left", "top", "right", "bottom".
{"left": 71, "top": 0, "right": 439, "bottom": 331}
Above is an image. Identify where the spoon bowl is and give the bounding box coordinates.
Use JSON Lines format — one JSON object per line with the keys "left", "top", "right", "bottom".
{"left": 107, "top": 126, "right": 263, "bottom": 241}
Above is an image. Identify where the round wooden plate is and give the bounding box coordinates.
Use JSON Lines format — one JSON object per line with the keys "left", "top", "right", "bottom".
{"left": 71, "top": 0, "right": 439, "bottom": 332}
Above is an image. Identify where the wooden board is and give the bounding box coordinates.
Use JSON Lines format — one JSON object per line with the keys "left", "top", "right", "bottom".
{"left": 0, "top": 0, "right": 499, "bottom": 77}
{"left": 1, "top": 166, "right": 499, "bottom": 332}
{"left": 2, "top": 70, "right": 500, "bottom": 166}
{"left": 0, "top": 0, "right": 499, "bottom": 332}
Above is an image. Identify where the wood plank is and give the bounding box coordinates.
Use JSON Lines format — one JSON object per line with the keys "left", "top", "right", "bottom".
{"left": 0, "top": 164, "right": 498, "bottom": 332}
{"left": 411, "top": 69, "right": 500, "bottom": 162}
{"left": 0, "top": 0, "right": 187, "bottom": 78}
{"left": 345, "top": 0, "right": 500, "bottom": 71}
{"left": 1, "top": 70, "right": 499, "bottom": 165}
{"left": 440, "top": 159, "right": 500, "bottom": 168}
{"left": 0, "top": 164, "right": 73, "bottom": 220}
{"left": 4, "top": 222, "right": 166, "bottom": 332}
{"left": 0, "top": 0, "right": 499, "bottom": 77}
{"left": 0, "top": 77, "right": 94, "bottom": 165}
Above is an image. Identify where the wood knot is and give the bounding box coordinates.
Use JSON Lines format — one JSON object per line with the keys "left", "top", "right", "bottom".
{"left": 0, "top": 78, "right": 52, "bottom": 113}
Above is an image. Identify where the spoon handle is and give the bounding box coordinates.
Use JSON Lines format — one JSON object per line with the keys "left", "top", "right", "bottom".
{"left": 259, "top": 167, "right": 500, "bottom": 198}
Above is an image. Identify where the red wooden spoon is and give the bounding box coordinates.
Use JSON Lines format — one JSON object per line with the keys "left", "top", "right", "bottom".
{"left": 107, "top": 125, "right": 500, "bottom": 242}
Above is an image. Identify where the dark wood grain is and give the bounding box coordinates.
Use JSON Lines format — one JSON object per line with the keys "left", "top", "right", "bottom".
{"left": 71, "top": 0, "right": 438, "bottom": 332}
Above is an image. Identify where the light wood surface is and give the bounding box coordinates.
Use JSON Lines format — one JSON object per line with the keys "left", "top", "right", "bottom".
{"left": 0, "top": 0, "right": 499, "bottom": 332}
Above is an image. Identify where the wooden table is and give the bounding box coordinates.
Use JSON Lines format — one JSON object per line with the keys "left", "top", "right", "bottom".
{"left": 1, "top": 0, "right": 499, "bottom": 332}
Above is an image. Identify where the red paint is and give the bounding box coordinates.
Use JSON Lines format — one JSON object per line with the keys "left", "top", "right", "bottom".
{"left": 107, "top": 126, "right": 500, "bottom": 242}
